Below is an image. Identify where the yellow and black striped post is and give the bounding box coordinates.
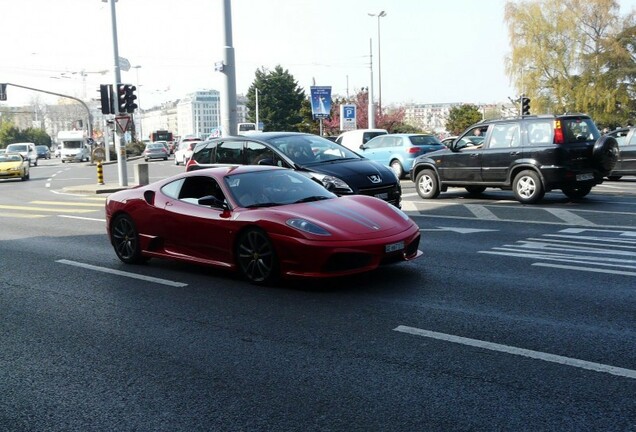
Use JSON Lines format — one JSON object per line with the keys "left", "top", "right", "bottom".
{"left": 96, "top": 161, "right": 104, "bottom": 185}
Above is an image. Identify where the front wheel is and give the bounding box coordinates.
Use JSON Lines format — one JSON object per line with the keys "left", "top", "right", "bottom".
{"left": 512, "top": 170, "right": 544, "bottom": 204}
{"left": 235, "top": 228, "right": 278, "bottom": 285}
{"left": 110, "top": 214, "right": 145, "bottom": 264}
{"left": 415, "top": 169, "right": 440, "bottom": 199}
{"left": 562, "top": 186, "right": 592, "bottom": 200}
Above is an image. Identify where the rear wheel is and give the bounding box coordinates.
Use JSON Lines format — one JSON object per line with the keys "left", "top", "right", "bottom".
{"left": 562, "top": 186, "right": 592, "bottom": 199}
{"left": 390, "top": 160, "right": 404, "bottom": 179}
{"left": 415, "top": 169, "right": 440, "bottom": 199}
{"left": 110, "top": 214, "right": 145, "bottom": 264}
{"left": 512, "top": 170, "right": 544, "bottom": 204}
{"left": 236, "top": 228, "right": 278, "bottom": 285}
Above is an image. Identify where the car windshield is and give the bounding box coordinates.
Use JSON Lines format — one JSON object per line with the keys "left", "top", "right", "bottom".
{"left": 409, "top": 135, "right": 443, "bottom": 146}
{"left": 0, "top": 154, "right": 21, "bottom": 162}
{"left": 36, "top": 146, "right": 48, "bottom": 151}
{"left": 265, "top": 135, "right": 361, "bottom": 165}
{"left": 7, "top": 144, "right": 27, "bottom": 152}
{"left": 62, "top": 141, "right": 82, "bottom": 149}
{"left": 147, "top": 144, "right": 165, "bottom": 149}
{"left": 225, "top": 169, "right": 336, "bottom": 208}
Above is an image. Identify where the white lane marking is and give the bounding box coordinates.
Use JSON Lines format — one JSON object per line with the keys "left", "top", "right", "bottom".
{"left": 401, "top": 200, "right": 418, "bottom": 212}
{"left": 544, "top": 208, "right": 594, "bottom": 226}
{"left": 533, "top": 262, "right": 636, "bottom": 277}
{"left": 420, "top": 227, "right": 498, "bottom": 234}
{"left": 394, "top": 325, "right": 636, "bottom": 380}
{"left": 56, "top": 259, "right": 188, "bottom": 287}
{"left": 58, "top": 215, "right": 105, "bottom": 222}
{"left": 464, "top": 204, "right": 499, "bottom": 220}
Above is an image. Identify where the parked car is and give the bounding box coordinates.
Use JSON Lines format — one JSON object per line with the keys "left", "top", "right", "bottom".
{"left": 440, "top": 136, "right": 457, "bottom": 147}
{"left": 0, "top": 153, "right": 30, "bottom": 181}
{"left": 143, "top": 142, "right": 170, "bottom": 161}
{"left": 335, "top": 128, "right": 388, "bottom": 152}
{"left": 174, "top": 138, "right": 202, "bottom": 165}
{"left": 5, "top": 142, "right": 38, "bottom": 167}
{"left": 185, "top": 132, "right": 402, "bottom": 208}
{"left": 105, "top": 165, "right": 422, "bottom": 284}
{"left": 602, "top": 127, "right": 636, "bottom": 180}
{"left": 410, "top": 114, "right": 618, "bottom": 204}
{"left": 36, "top": 145, "right": 51, "bottom": 160}
{"left": 358, "top": 133, "right": 446, "bottom": 178}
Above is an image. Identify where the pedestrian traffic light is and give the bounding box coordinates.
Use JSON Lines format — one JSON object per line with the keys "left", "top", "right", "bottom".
{"left": 99, "top": 84, "right": 114, "bottom": 114}
{"left": 522, "top": 97, "right": 531, "bottom": 116}
{"left": 117, "top": 84, "right": 138, "bottom": 113}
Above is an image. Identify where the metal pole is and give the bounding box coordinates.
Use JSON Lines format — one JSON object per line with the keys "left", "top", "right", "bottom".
{"left": 220, "top": 0, "right": 237, "bottom": 137}
{"left": 134, "top": 65, "right": 143, "bottom": 141}
{"left": 255, "top": 88, "right": 259, "bottom": 131}
{"left": 4, "top": 83, "right": 93, "bottom": 140}
{"left": 108, "top": 0, "right": 127, "bottom": 186}
{"left": 368, "top": 38, "right": 375, "bottom": 129}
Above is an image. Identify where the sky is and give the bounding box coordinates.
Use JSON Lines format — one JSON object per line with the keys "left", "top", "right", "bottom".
{"left": 3, "top": 0, "right": 636, "bottom": 110}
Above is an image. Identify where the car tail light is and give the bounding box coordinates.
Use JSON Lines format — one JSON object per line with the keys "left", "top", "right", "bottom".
{"left": 554, "top": 120, "right": 564, "bottom": 144}
{"left": 408, "top": 147, "right": 421, "bottom": 154}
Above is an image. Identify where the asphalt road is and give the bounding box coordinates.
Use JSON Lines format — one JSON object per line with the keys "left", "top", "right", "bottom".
{"left": 1, "top": 158, "right": 635, "bottom": 431}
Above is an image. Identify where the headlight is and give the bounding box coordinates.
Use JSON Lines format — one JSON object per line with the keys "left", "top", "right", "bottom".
{"left": 286, "top": 218, "right": 331, "bottom": 236}
{"left": 310, "top": 173, "right": 353, "bottom": 193}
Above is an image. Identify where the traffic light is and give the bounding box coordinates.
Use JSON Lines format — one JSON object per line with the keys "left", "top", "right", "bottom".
{"left": 99, "top": 84, "right": 114, "bottom": 114}
{"left": 0, "top": 83, "right": 7, "bottom": 101}
{"left": 521, "top": 97, "right": 531, "bottom": 116}
{"left": 117, "top": 84, "right": 138, "bottom": 113}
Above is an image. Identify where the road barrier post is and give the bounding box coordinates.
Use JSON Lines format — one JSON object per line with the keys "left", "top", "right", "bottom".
{"left": 97, "top": 161, "right": 105, "bottom": 185}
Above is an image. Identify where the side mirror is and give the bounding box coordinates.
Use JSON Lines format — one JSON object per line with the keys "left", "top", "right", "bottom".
{"left": 359, "top": 144, "right": 368, "bottom": 150}
{"left": 198, "top": 195, "right": 228, "bottom": 210}
{"left": 257, "top": 158, "right": 275, "bottom": 166}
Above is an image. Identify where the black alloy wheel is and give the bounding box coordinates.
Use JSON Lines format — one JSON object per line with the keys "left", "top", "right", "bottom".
{"left": 111, "top": 214, "right": 145, "bottom": 264}
{"left": 236, "top": 228, "right": 278, "bottom": 284}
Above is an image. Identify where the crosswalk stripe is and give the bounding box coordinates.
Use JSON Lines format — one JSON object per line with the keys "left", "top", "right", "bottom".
{"left": 30, "top": 200, "right": 104, "bottom": 207}
{"left": 0, "top": 205, "right": 95, "bottom": 213}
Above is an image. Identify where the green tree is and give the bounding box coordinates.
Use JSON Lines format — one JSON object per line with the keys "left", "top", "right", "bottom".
{"left": 445, "top": 104, "right": 483, "bottom": 135}
{"left": 245, "top": 65, "right": 306, "bottom": 132}
{"left": 504, "top": 0, "right": 636, "bottom": 125}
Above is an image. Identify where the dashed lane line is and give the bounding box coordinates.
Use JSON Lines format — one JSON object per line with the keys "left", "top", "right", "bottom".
{"left": 394, "top": 325, "right": 636, "bottom": 380}
{"left": 56, "top": 259, "right": 188, "bottom": 288}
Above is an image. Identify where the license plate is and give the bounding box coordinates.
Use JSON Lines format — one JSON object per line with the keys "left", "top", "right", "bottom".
{"left": 375, "top": 192, "right": 388, "bottom": 200}
{"left": 385, "top": 241, "right": 404, "bottom": 253}
{"left": 576, "top": 173, "right": 594, "bottom": 181}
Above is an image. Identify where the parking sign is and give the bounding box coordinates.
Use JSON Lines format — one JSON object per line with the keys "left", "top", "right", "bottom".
{"left": 340, "top": 104, "right": 356, "bottom": 131}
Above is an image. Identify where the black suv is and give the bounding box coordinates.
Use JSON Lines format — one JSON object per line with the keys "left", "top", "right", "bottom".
{"left": 410, "top": 114, "right": 619, "bottom": 204}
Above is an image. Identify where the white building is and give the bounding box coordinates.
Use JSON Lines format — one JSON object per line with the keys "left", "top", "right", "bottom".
{"left": 176, "top": 90, "right": 221, "bottom": 139}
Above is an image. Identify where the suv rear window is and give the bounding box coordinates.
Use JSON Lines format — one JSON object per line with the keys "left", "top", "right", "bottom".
{"left": 526, "top": 117, "right": 600, "bottom": 145}
{"left": 559, "top": 118, "right": 600, "bottom": 143}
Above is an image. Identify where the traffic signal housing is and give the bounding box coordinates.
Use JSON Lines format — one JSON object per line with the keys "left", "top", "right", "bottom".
{"left": 117, "top": 84, "right": 138, "bottom": 113}
{"left": 99, "top": 84, "right": 114, "bottom": 114}
{"left": 521, "top": 97, "right": 531, "bottom": 116}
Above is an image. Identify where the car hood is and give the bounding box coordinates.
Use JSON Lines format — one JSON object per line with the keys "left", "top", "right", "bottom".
{"left": 306, "top": 159, "right": 397, "bottom": 188}
{"left": 257, "top": 195, "right": 413, "bottom": 240}
{"left": 0, "top": 161, "right": 23, "bottom": 169}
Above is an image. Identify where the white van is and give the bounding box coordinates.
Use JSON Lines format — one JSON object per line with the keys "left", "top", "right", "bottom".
{"left": 5, "top": 142, "right": 38, "bottom": 166}
{"left": 57, "top": 131, "right": 90, "bottom": 163}
{"left": 335, "top": 128, "right": 388, "bottom": 152}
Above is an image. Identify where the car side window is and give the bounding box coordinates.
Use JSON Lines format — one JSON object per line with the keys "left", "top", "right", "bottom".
{"left": 192, "top": 141, "right": 217, "bottom": 164}
{"left": 216, "top": 141, "right": 244, "bottom": 164}
{"left": 366, "top": 137, "right": 386, "bottom": 149}
{"left": 527, "top": 121, "right": 553, "bottom": 146}
{"left": 488, "top": 123, "right": 520, "bottom": 148}
{"left": 627, "top": 131, "right": 636, "bottom": 146}
{"left": 161, "top": 178, "right": 186, "bottom": 199}
{"left": 177, "top": 176, "right": 225, "bottom": 205}
{"left": 245, "top": 142, "right": 276, "bottom": 165}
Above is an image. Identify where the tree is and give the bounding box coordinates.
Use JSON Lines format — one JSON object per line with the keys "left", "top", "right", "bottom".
{"left": 0, "top": 121, "right": 51, "bottom": 148}
{"left": 445, "top": 104, "right": 483, "bottom": 135}
{"left": 245, "top": 65, "right": 306, "bottom": 132}
{"left": 504, "top": 0, "right": 636, "bottom": 125}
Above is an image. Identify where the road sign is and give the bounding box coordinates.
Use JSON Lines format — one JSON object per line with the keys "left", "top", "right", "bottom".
{"left": 340, "top": 104, "right": 356, "bottom": 131}
{"left": 115, "top": 115, "right": 131, "bottom": 134}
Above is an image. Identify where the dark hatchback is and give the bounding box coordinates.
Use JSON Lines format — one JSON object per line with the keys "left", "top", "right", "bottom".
{"left": 185, "top": 132, "right": 402, "bottom": 207}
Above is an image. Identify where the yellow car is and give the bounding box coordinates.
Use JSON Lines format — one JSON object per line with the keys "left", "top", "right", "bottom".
{"left": 0, "top": 152, "right": 30, "bottom": 181}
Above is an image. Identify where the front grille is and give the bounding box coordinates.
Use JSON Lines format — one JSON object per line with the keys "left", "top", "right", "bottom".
{"left": 357, "top": 184, "right": 401, "bottom": 207}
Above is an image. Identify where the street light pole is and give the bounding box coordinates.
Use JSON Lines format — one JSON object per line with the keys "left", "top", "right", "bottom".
{"left": 368, "top": 10, "right": 386, "bottom": 114}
